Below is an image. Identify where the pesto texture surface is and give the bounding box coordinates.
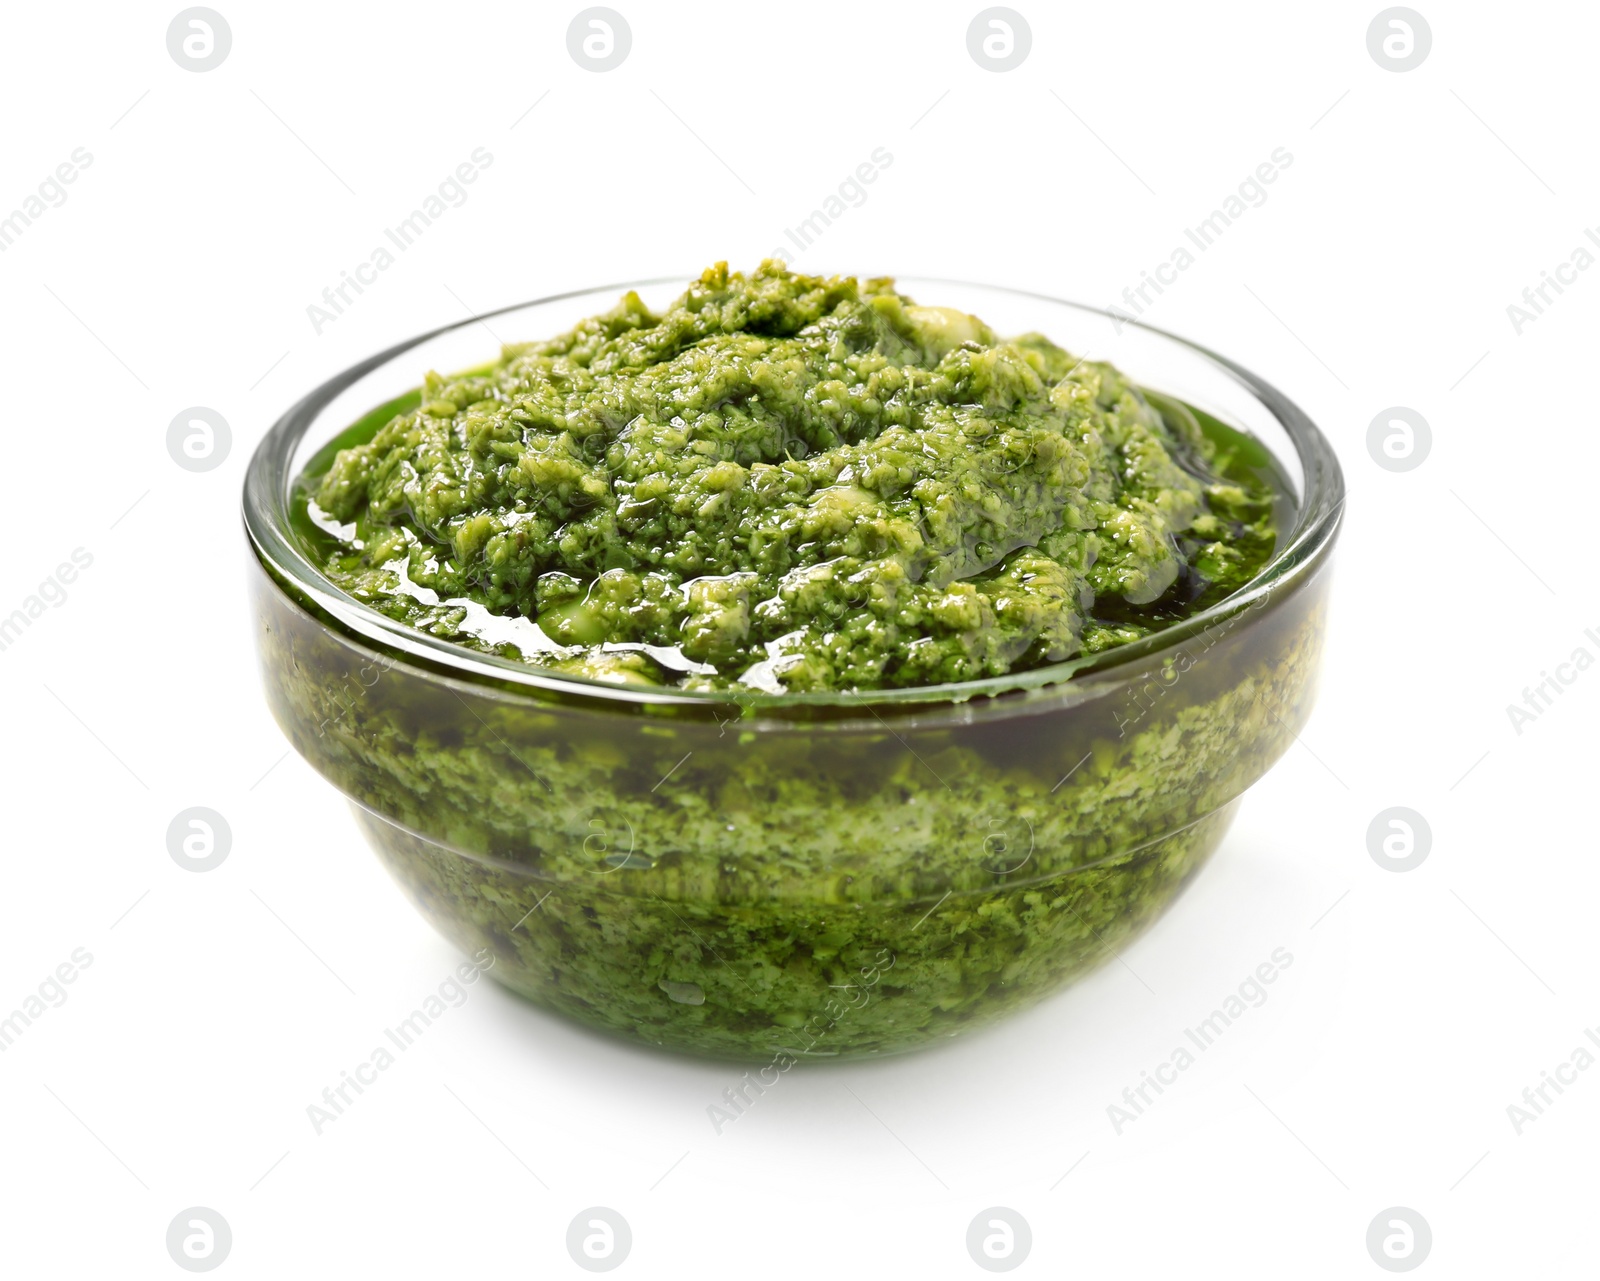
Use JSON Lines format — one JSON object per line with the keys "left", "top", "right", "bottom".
{"left": 308, "top": 262, "right": 1275, "bottom": 692}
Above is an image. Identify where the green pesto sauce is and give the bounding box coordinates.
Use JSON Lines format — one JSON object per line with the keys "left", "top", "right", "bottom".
{"left": 300, "top": 262, "right": 1279, "bottom": 693}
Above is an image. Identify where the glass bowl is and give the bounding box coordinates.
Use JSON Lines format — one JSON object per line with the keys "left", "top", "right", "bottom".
{"left": 242, "top": 276, "right": 1343, "bottom": 1062}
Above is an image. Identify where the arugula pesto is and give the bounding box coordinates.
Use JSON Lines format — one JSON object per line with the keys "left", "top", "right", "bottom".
{"left": 308, "top": 262, "right": 1275, "bottom": 692}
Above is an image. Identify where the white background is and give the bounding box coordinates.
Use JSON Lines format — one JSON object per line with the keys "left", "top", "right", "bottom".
{"left": 2, "top": 1, "right": 1596, "bottom": 1276}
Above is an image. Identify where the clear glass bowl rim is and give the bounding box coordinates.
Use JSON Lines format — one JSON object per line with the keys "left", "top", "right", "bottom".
{"left": 242, "top": 274, "right": 1345, "bottom": 717}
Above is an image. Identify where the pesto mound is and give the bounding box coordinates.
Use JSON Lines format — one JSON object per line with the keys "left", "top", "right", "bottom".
{"left": 308, "top": 262, "right": 1275, "bottom": 692}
